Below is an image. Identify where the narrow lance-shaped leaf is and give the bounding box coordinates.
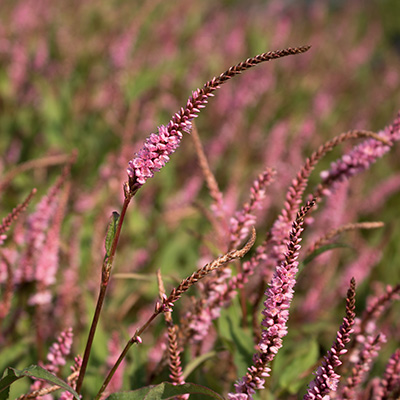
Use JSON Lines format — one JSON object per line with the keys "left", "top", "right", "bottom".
{"left": 105, "top": 211, "right": 120, "bottom": 259}
{"left": 0, "top": 365, "right": 80, "bottom": 400}
{"left": 106, "top": 382, "right": 225, "bottom": 400}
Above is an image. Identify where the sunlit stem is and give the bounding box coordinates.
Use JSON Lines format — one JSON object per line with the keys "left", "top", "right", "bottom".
{"left": 76, "top": 184, "right": 134, "bottom": 394}
{"left": 94, "top": 311, "right": 161, "bottom": 400}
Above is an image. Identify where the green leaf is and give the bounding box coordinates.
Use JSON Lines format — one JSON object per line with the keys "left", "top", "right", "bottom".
{"left": 182, "top": 351, "right": 217, "bottom": 380}
{"left": 105, "top": 211, "right": 120, "bottom": 258}
{"left": 0, "top": 365, "right": 80, "bottom": 400}
{"left": 302, "top": 243, "right": 353, "bottom": 265}
{"left": 272, "top": 336, "right": 319, "bottom": 394}
{"left": 218, "top": 297, "right": 254, "bottom": 377}
{"left": 0, "top": 368, "right": 17, "bottom": 400}
{"left": 106, "top": 382, "right": 225, "bottom": 400}
{"left": 0, "top": 342, "right": 27, "bottom": 379}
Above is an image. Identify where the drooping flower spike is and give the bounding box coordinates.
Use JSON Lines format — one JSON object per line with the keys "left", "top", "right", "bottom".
{"left": 161, "top": 228, "right": 256, "bottom": 311}
{"left": 127, "top": 46, "right": 311, "bottom": 194}
{"left": 315, "top": 112, "right": 400, "bottom": 198}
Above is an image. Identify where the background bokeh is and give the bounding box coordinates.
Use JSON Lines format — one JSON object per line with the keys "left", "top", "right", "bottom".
{"left": 1, "top": 0, "right": 400, "bottom": 398}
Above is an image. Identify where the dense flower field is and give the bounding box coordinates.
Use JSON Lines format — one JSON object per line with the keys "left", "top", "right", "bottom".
{"left": 1, "top": 1, "right": 399, "bottom": 399}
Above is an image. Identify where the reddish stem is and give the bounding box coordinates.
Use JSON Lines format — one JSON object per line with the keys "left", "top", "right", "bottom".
{"left": 75, "top": 189, "right": 133, "bottom": 394}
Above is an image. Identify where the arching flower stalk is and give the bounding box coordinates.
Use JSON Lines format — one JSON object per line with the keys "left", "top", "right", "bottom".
{"left": 314, "top": 112, "right": 400, "bottom": 199}
{"left": 94, "top": 230, "right": 256, "bottom": 400}
{"left": 80, "top": 47, "right": 311, "bottom": 394}
{"left": 268, "top": 130, "right": 388, "bottom": 275}
{"left": 305, "top": 221, "right": 384, "bottom": 257}
{"left": 161, "top": 228, "right": 256, "bottom": 311}
{"left": 126, "top": 46, "right": 311, "bottom": 194}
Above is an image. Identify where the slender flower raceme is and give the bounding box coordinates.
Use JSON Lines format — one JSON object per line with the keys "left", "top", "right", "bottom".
{"left": 95, "top": 232, "right": 256, "bottom": 400}
{"left": 228, "top": 200, "right": 315, "bottom": 399}
{"left": 304, "top": 278, "right": 356, "bottom": 400}
{"left": 45, "top": 328, "right": 74, "bottom": 373}
{"left": 157, "top": 270, "right": 187, "bottom": 399}
{"left": 182, "top": 130, "right": 388, "bottom": 338}
{"left": 357, "top": 284, "right": 400, "bottom": 338}
{"left": 79, "top": 48, "right": 311, "bottom": 393}
{"left": 267, "top": 130, "right": 388, "bottom": 275}
{"left": 178, "top": 228, "right": 256, "bottom": 343}
{"left": 229, "top": 168, "right": 276, "bottom": 249}
{"left": 315, "top": 112, "right": 400, "bottom": 198}
{"left": 0, "top": 189, "right": 36, "bottom": 246}
{"left": 162, "top": 228, "right": 256, "bottom": 312}
{"left": 305, "top": 221, "right": 384, "bottom": 257}
{"left": 29, "top": 328, "right": 74, "bottom": 395}
{"left": 191, "top": 122, "right": 225, "bottom": 222}
{"left": 30, "top": 182, "right": 70, "bottom": 306}
{"left": 16, "top": 164, "right": 72, "bottom": 284}
{"left": 341, "top": 333, "right": 386, "bottom": 399}
{"left": 59, "top": 356, "right": 83, "bottom": 400}
{"left": 338, "top": 283, "right": 400, "bottom": 390}
{"left": 126, "top": 46, "right": 311, "bottom": 193}
{"left": 183, "top": 125, "right": 393, "bottom": 337}
{"left": 124, "top": 48, "right": 310, "bottom": 350}
{"left": 380, "top": 349, "right": 400, "bottom": 399}
{"left": 178, "top": 129, "right": 389, "bottom": 349}
{"left": 180, "top": 168, "right": 276, "bottom": 343}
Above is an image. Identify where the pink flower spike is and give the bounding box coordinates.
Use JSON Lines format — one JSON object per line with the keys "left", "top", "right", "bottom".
{"left": 317, "top": 113, "right": 400, "bottom": 196}
{"left": 229, "top": 200, "right": 315, "bottom": 399}
{"left": 29, "top": 328, "right": 74, "bottom": 394}
{"left": 46, "top": 328, "right": 74, "bottom": 369}
{"left": 126, "top": 46, "right": 311, "bottom": 192}
{"left": 304, "top": 278, "right": 356, "bottom": 400}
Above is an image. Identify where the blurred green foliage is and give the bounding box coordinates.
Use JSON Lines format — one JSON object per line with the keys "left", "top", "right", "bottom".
{"left": 0, "top": 0, "right": 400, "bottom": 398}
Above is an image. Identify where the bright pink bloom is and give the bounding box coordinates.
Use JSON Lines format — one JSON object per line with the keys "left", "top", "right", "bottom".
{"left": 46, "top": 328, "right": 74, "bottom": 372}
{"left": 320, "top": 113, "right": 400, "bottom": 193}
{"left": 229, "top": 201, "right": 314, "bottom": 399}
{"left": 30, "top": 328, "right": 74, "bottom": 395}
{"left": 127, "top": 124, "right": 187, "bottom": 186}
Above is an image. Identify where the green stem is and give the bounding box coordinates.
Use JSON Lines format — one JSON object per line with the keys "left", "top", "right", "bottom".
{"left": 76, "top": 190, "right": 133, "bottom": 394}
{"left": 94, "top": 339, "right": 135, "bottom": 400}
{"left": 95, "top": 311, "right": 161, "bottom": 400}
